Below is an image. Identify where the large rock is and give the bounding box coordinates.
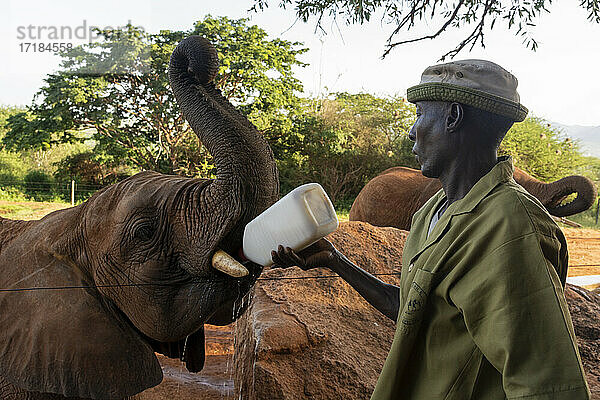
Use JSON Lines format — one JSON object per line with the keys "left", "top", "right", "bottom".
{"left": 234, "top": 221, "right": 600, "bottom": 399}
{"left": 234, "top": 221, "right": 405, "bottom": 399}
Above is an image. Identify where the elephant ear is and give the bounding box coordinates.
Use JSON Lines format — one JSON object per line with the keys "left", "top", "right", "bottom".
{"left": 0, "top": 244, "right": 162, "bottom": 399}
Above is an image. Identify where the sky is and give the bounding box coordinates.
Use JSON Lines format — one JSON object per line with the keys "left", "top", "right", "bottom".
{"left": 1, "top": 0, "right": 600, "bottom": 126}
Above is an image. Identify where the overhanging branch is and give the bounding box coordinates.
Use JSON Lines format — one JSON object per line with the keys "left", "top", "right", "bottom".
{"left": 382, "top": 0, "right": 467, "bottom": 58}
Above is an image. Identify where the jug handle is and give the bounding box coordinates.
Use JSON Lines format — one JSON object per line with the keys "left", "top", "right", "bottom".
{"left": 302, "top": 190, "right": 320, "bottom": 226}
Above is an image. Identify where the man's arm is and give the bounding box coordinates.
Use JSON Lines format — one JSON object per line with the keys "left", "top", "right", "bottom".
{"left": 272, "top": 239, "right": 401, "bottom": 321}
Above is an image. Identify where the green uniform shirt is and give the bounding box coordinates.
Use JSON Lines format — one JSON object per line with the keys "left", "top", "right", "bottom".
{"left": 371, "top": 157, "right": 590, "bottom": 400}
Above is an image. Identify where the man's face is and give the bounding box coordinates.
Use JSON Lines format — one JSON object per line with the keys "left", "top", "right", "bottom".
{"left": 408, "top": 101, "right": 453, "bottom": 178}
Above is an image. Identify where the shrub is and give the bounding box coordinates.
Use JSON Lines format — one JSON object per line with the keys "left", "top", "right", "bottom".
{"left": 0, "top": 187, "right": 28, "bottom": 202}
{"left": 23, "top": 170, "right": 56, "bottom": 202}
{"left": 500, "top": 117, "right": 584, "bottom": 182}
{"left": 0, "top": 150, "right": 27, "bottom": 183}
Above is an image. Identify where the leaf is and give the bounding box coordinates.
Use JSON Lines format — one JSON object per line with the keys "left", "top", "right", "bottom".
{"left": 9, "top": 17, "right": 307, "bottom": 176}
{"left": 251, "top": 0, "right": 598, "bottom": 59}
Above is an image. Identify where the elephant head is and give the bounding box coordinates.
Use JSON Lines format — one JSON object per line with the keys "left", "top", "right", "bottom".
{"left": 0, "top": 36, "right": 278, "bottom": 399}
{"left": 513, "top": 168, "right": 597, "bottom": 218}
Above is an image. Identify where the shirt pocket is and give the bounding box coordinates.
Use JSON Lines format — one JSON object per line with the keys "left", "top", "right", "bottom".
{"left": 398, "top": 268, "right": 436, "bottom": 335}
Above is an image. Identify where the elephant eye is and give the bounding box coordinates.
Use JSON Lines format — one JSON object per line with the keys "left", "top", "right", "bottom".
{"left": 133, "top": 222, "right": 155, "bottom": 242}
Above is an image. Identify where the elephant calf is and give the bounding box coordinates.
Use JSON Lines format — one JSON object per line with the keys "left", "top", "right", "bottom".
{"left": 0, "top": 36, "right": 278, "bottom": 399}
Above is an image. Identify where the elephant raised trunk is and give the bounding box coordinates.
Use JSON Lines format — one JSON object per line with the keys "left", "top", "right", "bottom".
{"left": 169, "top": 36, "right": 279, "bottom": 221}
{"left": 513, "top": 169, "right": 597, "bottom": 218}
{"left": 168, "top": 36, "right": 279, "bottom": 279}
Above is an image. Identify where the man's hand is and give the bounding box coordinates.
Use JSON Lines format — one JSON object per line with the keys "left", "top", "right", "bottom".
{"left": 272, "top": 237, "right": 400, "bottom": 321}
{"left": 271, "top": 238, "right": 340, "bottom": 271}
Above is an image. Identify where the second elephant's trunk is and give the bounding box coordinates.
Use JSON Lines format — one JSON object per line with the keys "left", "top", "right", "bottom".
{"left": 514, "top": 168, "right": 597, "bottom": 217}
{"left": 543, "top": 175, "right": 597, "bottom": 217}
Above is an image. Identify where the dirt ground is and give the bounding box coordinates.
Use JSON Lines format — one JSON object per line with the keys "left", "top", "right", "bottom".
{"left": 0, "top": 200, "right": 69, "bottom": 220}
{"left": 141, "top": 325, "right": 236, "bottom": 400}
{"left": 564, "top": 228, "right": 600, "bottom": 277}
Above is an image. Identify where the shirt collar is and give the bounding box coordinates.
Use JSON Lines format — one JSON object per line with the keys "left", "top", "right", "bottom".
{"left": 407, "top": 156, "right": 515, "bottom": 267}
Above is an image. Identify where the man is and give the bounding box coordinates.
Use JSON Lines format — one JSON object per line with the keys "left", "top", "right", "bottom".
{"left": 272, "top": 60, "right": 590, "bottom": 399}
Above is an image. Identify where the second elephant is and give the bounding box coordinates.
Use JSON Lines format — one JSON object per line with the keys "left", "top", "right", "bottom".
{"left": 349, "top": 165, "right": 597, "bottom": 230}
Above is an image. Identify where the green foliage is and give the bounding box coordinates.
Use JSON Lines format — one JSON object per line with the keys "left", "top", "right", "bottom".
{"left": 3, "top": 24, "right": 595, "bottom": 217}
{"left": 23, "top": 170, "right": 56, "bottom": 202}
{"left": 1, "top": 105, "right": 94, "bottom": 194}
{"left": 566, "top": 203, "right": 600, "bottom": 228}
{"left": 278, "top": 92, "right": 417, "bottom": 208}
{"left": 0, "top": 106, "right": 26, "bottom": 142}
{"left": 4, "top": 109, "right": 55, "bottom": 151}
{"left": 24, "top": 142, "right": 92, "bottom": 175}
{"left": 192, "top": 17, "right": 306, "bottom": 129}
{"left": 53, "top": 152, "right": 136, "bottom": 201}
{"left": 570, "top": 156, "right": 600, "bottom": 227}
{"left": 499, "top": 118, "right": 599, "bottom": 225}
{"left": 0, "top": 107, "right": 29, "bottom": 184}
{"left": 1, "top": 104, "right": 106, "bottom": 202}
{"left": 0, "top": 150, "right": 28, "bottom": 182}
{"left": 4, "top": 17, "right": 307, "bottom": 177}
{"left": 576, "top": 156, "right": 600, "bottom": 186}
{"left": 252, "top": 0, "right": 600, "bottom": 59}
{"left": 500, "top": 117, "right": 584, "bottom": 182}
{"left": 0, "top": 187, "right": 29, "bottom": 202}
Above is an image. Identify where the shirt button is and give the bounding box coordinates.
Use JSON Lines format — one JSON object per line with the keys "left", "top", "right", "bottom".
{"left": 408, "top": 263, "right": 414, "bottom": 272}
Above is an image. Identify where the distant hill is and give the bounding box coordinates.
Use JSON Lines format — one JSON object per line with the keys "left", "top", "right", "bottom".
{"left": 550, "top": 122, "right": 600, "bottom": 158}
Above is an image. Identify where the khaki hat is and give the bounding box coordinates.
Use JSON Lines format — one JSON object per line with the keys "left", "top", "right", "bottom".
{"left": 406, "top": 59, "right": 528, "bottom": 122}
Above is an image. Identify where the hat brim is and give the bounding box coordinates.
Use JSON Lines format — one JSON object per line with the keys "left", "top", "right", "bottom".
{"left": 407, "top": 82, "right": 528, "bottom": 122}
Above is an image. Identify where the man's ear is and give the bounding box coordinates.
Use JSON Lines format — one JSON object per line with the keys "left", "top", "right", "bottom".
{"left": 446, "top": 102, "right": 463, "bottom": 132}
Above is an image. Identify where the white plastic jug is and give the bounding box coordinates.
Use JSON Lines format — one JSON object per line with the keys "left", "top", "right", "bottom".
{"left": 242, "top": 183, "right": 339, "bottom": 267}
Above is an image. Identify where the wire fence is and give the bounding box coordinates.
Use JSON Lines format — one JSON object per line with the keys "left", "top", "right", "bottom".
{"left": 0, "top": 180, "right": 104, "bottom": 191}
{"left": 0, "top": 178, "right": 598, "bottom": 291}
{"left": 0, "top": 272, "right": 403, "bottom": 293}
{"left": 0, "top": 179, "right": 105, "bottom": 204}
{"left": 2, "top": 265, "right": 600, "bottom": 293}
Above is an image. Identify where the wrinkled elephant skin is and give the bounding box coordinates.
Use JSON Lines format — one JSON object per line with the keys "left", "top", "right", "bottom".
{"left": 0, "top": 36, "right": 279, "bottom": 399}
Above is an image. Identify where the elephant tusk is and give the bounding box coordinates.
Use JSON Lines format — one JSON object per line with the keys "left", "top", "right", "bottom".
{"left": 211, "top": 250, "right": 249, "bottom": 278}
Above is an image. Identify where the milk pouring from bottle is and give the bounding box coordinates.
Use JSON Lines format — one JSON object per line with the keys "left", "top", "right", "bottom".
{"left": 242, "top": 183, "right": 339, "bottom": 267}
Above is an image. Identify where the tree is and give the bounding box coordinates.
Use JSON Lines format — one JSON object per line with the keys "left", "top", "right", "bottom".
{"left": 4, "top": 16, "right": 307, "bottom": 177}
{"left": 500, "top": 117, "right": 584, "bottom": 182}
{"left": 0, "top": 106, "right": 29, "bottom": 182}
{"left": 281, "top": 97, "right": 586, "bottom": 209}
{"left": 251, "top": 0, "right": 600, "bottom": 59}
{"left": 0, "top": 106, "right": 25, "bottom": 144}
{"left": 280, "top": 92, "right": 417, "bottom": 207}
